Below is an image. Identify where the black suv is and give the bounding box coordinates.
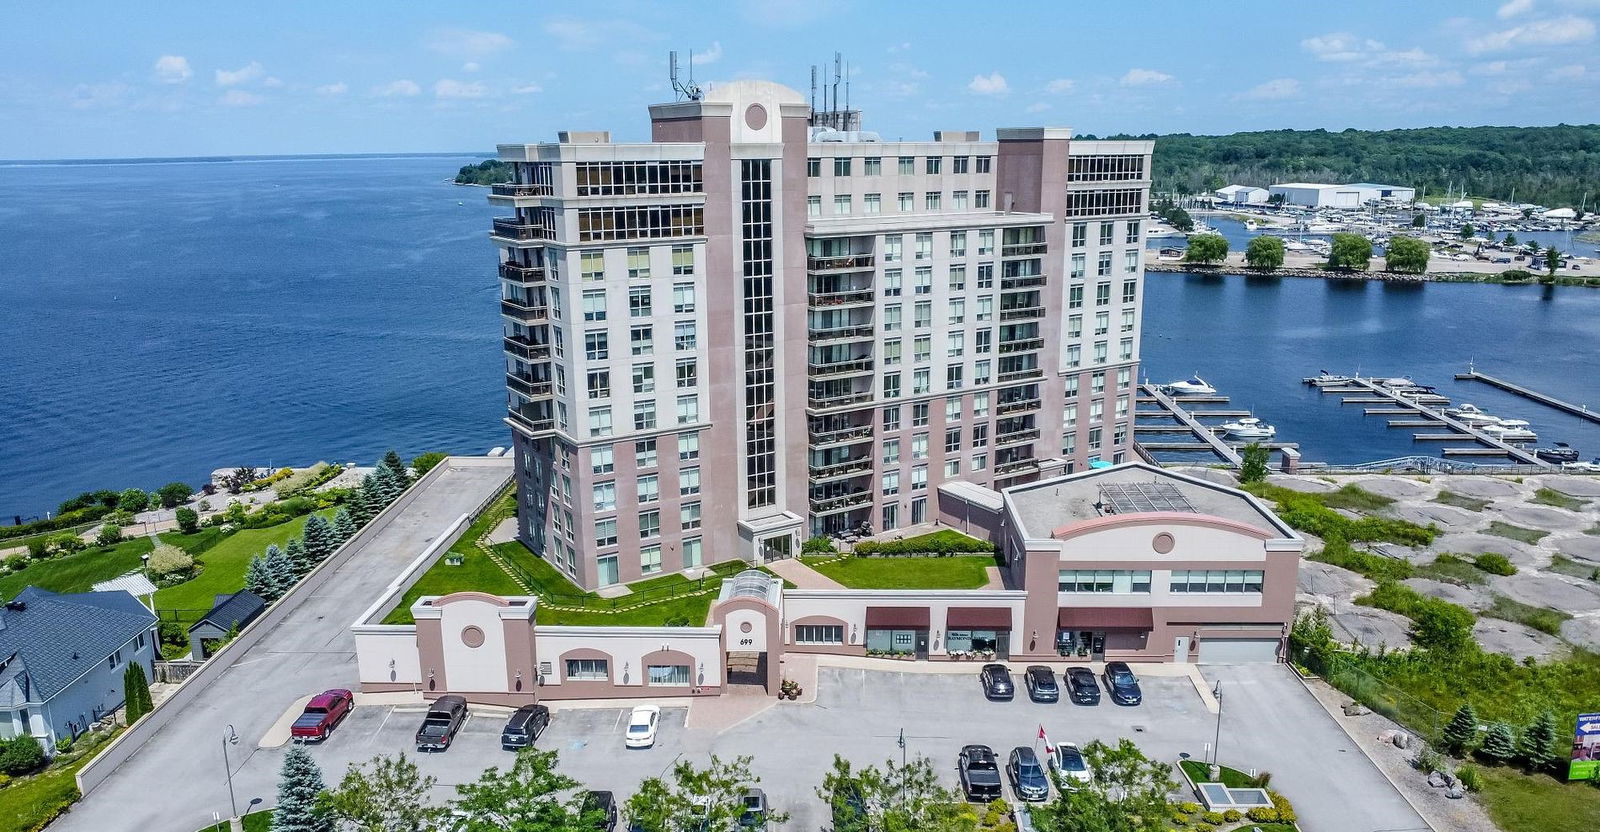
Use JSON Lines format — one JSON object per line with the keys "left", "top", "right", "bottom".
{"left": 979, "top": 663, "right": 1015, "bottom": 700}
{"left": 957, "top": 744, "right": 1003, "bottom": 801}
{"left": 1102, "top": 661, "right": 1143, "bottom": 706}
{"left": 501, "top": 704, "right": 551, "bottom": 751}
{"left": 582, "top": 790, "right": 618, "bottom": 832}
{"left": 1065, "top": 666, "right": 1101, "bottom": 705}
{"left": 1024, "top": 666, "right": 1059, "bottom": 703}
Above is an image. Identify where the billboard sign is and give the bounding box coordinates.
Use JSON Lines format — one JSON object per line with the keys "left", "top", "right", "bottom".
{"left": 1571, "top": 713, "right": 1600, "bottom": 781}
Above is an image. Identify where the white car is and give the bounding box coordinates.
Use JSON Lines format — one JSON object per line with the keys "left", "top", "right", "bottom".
{"left": 1050, "top": 742, "right": 1093, "bottom": 788}
{"left": 624, "top": 705, "right": 660, "bottom": 748}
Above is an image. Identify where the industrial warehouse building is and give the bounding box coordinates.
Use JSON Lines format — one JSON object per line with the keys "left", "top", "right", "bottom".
{"left": 1268, "top": 182, "right": 1416, "bottom": 208}
{"left": 1212, "top": 185, "right": 1269, "bottom": 205}
{"left": 353, "top": 462, "right": 1303, "bottom": 703}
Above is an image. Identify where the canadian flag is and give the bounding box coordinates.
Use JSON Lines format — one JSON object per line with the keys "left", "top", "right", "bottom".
{"left": 1038, "top": 725, "right": 1055, "bottom": 754}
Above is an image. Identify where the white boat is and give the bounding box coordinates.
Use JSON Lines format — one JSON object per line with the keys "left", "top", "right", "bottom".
{"left": 1495, "top": 418, "right": 1531, "bottom": 428}
{"left": 1481, "top": 424, "right": 1537, "bottom": 442}
{"left": 1219, "top": 417, "right": 1277, "bottom": 439}
{"left": 1381, "top": 377, "right": 1413, "bottom": 388}
{"left": 1445, "top": 404, "right": 1501, "bottom": 426}
{"left": 1163, "top": 376, "right": 1217, "bottom": 395}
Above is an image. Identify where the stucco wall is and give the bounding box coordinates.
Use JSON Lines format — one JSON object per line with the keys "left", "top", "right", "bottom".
{"left": 533, "top": 626, "right": 724, "bottom": 698}
{"left": 782, "top": 590, "right": 1026, "bottom": 656}
{"left": 353, "top": 627, "right": 421, "bottom": 689}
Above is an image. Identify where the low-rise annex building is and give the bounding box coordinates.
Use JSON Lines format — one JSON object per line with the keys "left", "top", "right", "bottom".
{"left": 351, "top": 462, "right": 1301, "bottom": 705}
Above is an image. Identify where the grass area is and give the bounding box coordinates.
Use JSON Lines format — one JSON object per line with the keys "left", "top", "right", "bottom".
{"left": 154, "top": 511, "right": 326, "bottom": 614}
{"left": 1413, "top": 553, "right": 1490, "bottom": 586}
{"left": 1177, "top": 759, "right": 1259, "bottom": 789}
{"left": 1531, "top": 488, "right": 1588, "bottom": 510}
{"left": 1434, "top": 490, "right": 1492, "bottom": 511}
{"left": 0, "top": 728, "right": 122, "bottom": 832}
{"left": 1550, "top": 554, "right": 1600, "bottom": 581}
{"left": 1486, "top": 521, "right": 1550, "bottom": 545}
{"left": 1588, "top": 524, "right": 1600, "bottom": 536}
{"left": 381, "top": 491, "right": 521, "bottom": 624}
{"left": 1476, "top": 765, "right": 1600, "bottom": 832}
{"left": 1317, "top": 484, "right": 1396, "bottom": 512}
{"left": 198, "top": 811, "right": 273, "bottom": 832}
{"left": 1242, "top": 481, "right": 1436, "bottom": 546}
{"left": 800, "top": 554, "right": 998, "bottom": 590}
{"left": 1484, "top": 593, "right": 1573, "bottom": 636}
{"left": 0, "top": 536, "right": 155, "bottom": 599}
{"left": 1309, "top": 538, "right": 1414, "bottom": 581}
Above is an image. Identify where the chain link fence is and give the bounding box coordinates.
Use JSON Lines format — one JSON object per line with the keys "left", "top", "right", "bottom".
{"left": 1298, "top": 647, "right": 1447, "bottom": 741}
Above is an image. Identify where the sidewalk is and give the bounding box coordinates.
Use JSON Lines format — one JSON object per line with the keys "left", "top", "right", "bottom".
{"left": 764, "top": 557, "right": 844, "bottom": 589}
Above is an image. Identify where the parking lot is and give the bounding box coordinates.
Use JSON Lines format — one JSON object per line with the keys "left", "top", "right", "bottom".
{"left": 240, "top": 663, "right": 1422, "bottom": 832}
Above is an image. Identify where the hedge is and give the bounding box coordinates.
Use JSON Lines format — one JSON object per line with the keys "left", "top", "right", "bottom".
{"left": 853, "top": 535, "right": 996, "bottom": 556}
{"left": 0, "top": 505, "right": 111, "bottom": 542}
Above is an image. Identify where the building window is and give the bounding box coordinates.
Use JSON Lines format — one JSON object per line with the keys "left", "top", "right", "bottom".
{"left": 1097, "top": 252, "right": 1112, "bottom": 277}
{"left": 628, "top": 248, "right": 651, "bottom": 280}
{"left": 593, "top": 483, "right": 616, "bottom": 512}
{"left": 950, "top": 231, "right": 967, "bottom": 258}
{"left": 974, "top": 190, "right": 990, "bottom": 209}
{"left": 1171, "top": 570, "right": 1264, "bottom": 593}
{"left": 595, "top": 518, "right": 618, "bottom": 547}
{"left": 975, "top": 156, "right": 992, "bottom": 173}
{"left": 648, "top": 664, "right": 690, "bottom": 686}
{"left": 883, "top": 405, "right": 902, "bottom": 431}
{"left": 673, "top": 283, "right": 696, "bottom": 314}
{"left": 946, "top": 629, "right": 1000, "bottom": 653}
{"left": 925, "top": 192, "right": 941, "bottom": 210}
{"left": 925, "top": 156, "right": 942, "bottom": 174}
{"left": 834, "top": 194, "right": 852, "bottom": 215}
{"left": 566, "top": 658, "right": 608, "bottom": 681}
{"left": 582, "top": 289, "right": 607, "bottom": 322}
{"left": 581, "top": 251, "right": 606, "bottom": 281}
{"left": 953, "top": 156, "right": 969, "bottom": 174}
{"left": 681, "top": 501, "right": 702, "bottom": 530}
{"left": 682, "top": 537, "right": 703, "bottom": 567}
{"left": 634, "top": 401, "right": 656, "bottom": 430}
{"left": 672, "top": 245, "right": 695, "bottom": 275}
{"left": 1123, "top": 278, "right": 1138, "bottom": 302}
{"left": 589, "top": 406, "right": 612, "bottom": 437}
{"left": 680, "top": 467, "right": 701, "bottom": 495}
{"left": 631, "top": 326, "right": 653, "bottom": 356}
{"left": 834, "top": 157, "right": 852, "bottom": 177}
{"left": 912, "top": 402, "right": 929, "bottom": 426}
{"left": 638, "top": 475, "right": 659, "bottom": 504}
{"left": 1057, "top": 569, "right": 1152, "bottom": 593}
{"left": 952, "top": 191, "right": 969, "bottom": 211}
{"left": 639, "top": 510, "right": 660, "bottom": 540}
{"left": 679, "top": 432, "right": 699, "bottom": 460}
{"left": 881, "top": 471, "right": 900, "bottom": 496}
{"left": 592, "top": 447, "right": 614, "bottom": 474}
{"left": 864, "top": 193, "right": 881, "bottom": 214}
{"left": 1099, "top": 222, "right": 1115, "bottom": 246}
{"left": 633, "top": 364, "right": 655, "bottom": 394}
{"left": 585, "top": 331, "right": 609, "bottom": 360}
{"left": 676, "top": 358, "right": 697, "bottom": 389}
{"left": 677, "top": 394, "right": 699, "bottom": 424}
{"left": 807, "top": 195, "right": 821, "bottom": 217}
{"left": 807, "top": 158, "right": 821, "bottom": 177}
{"left": 978, "top": 230, "right": 995, "bottom": 255}
{"left": 795, "top": 625, "right": 844, "bottom": 644}
{"left": 897, "top": 192, "right": 914, "bottom": 212}
{"left": 629, "top": 286, "right": 652, "bottom": 318}
{"left": 864, "top": 157, "right": 882, "bottom": 176}
{"left": 636, "top": 439, "right": 657, "bottom": 469}
{"left": 587, "top": 370, "right": 611, "bottom": 400}
{"left": 674, "top": 322, "right": 697, "bottom": 352}
{"left": 898, "top": 156, "right": 915, "bottom": 175}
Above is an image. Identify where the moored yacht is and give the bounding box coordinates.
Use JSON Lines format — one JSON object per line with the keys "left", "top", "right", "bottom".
{"left": 1445, "top": 404, "right": 1500, "bottom": 426}
{"left": 1218, "top": 416, "right": 1276, "bottom": 439}
{"left": 1163, "top": 376, "right": 1217, "bottom": 395}
{"left": 1535, "top": 442, "right": 1580, "bottom": 463}
{"left": 1481, "top": 423, "right": 1538, "bottom": 442}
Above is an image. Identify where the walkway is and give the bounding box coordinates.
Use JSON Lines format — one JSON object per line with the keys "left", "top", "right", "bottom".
{"left": 764, "top": 557, "right": 844, "bottom": 589}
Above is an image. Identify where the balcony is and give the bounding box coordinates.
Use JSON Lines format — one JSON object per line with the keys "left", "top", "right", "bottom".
{"left": 810, "top": 323, "right": 876, "bottom": 344}
{"left": 996, "top": 396, "right": 1042, "bottom": 415}
{"left": 499, "top": 262, "right": 547, "bottom": 283}
{"left": 995, "top": 428, "right": 1040, "bottom": 446}
{"left": 997, "top": 367, "right": 1044, "bottom": 383}
{"left": 808, "top": 289, "right": 876, "bottom": 307}
{"left": 994, "top": 457, "right": 1039, "bottom": 475}
{"left": 810, "top": 490, "right": 873, "bottom": 514}
{"left": 1001, "top": 242, "right": 1048, "bottom": 257}
{"left": 506, "top": 372, "right": 553, "bottom": 398}
{"left": 809, "top": 424, "right": 874, "bottom": 446}
{"left": 491, "top": 183, "right": 555, "bottom": 198}
{"left": 503, "top": 335, "right": 552, "bottom": 361}
{"left": 999, "top": 307, "right": 1046, "bottom": 322}
{"left": 500, "top": 299, "right": 550, "bottom": 321}
{"left": 998, "top": 338, "right": 1045, "bottom": 354}
{"left": 507, "top": 407, "right": 555, "bottom": 435}
{"left": 492, "top": 218, "right": 555, "bottom": 242}
{"left": 808, "top": 389, "right": 876, "bottom": 410}
{"left": 808, "top": 458, "right": 874, "bottom": 480}
{"left": 807, "top": 254, "right": 875, "bottom": 272}
{"left": 808, "top": 357, "right": 874, "bottom": 378}
{"left": 1000, "top": 275, "right": 1047, "bottom": 290}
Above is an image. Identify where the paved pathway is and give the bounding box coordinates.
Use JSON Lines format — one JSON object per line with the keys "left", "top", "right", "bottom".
{"left": 764, "top": 557, "right": 844, "bottom": 589}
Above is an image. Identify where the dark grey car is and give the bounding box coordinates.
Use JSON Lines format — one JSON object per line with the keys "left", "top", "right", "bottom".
{"left": 979, "top": 663, "right": 1015, "bottom": 700}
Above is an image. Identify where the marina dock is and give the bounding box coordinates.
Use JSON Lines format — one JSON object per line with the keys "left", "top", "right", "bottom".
{"left": 1135, "top": 385, "right": 1290, "bottom": 468}
{"left": 1306, "top": 375, "right": 1550, "bottom": 467}
{"left": 1455, "top": 369, "right": 1600, "bottom": 426}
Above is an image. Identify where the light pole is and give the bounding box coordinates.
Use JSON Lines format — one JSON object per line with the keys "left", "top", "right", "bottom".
{"left": 222, "top": 724, "right": 240, "bottom": 821}
{"left": 1209, "top": 680, "right": 1224, "bottom": 780}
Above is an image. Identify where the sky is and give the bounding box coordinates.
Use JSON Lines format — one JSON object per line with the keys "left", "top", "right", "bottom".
{"left": 2, "top": 0, "right": 1598, "bottom": 159}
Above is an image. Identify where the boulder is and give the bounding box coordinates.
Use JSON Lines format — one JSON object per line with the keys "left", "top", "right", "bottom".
{"left": 1446, "top": 784, "right": 1465, "bottom": 799}
{"left": 1344, "top": 701, "right": 1372, "bottom": 716}
{"left": 1394, "top": 732, "right": 1412, "bottom": 750}
{"left": 1427, "top": 771, "right": 1447, "bottom": 788}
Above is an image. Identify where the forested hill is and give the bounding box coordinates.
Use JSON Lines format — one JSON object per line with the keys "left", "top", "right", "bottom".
{"left": 1100, "top": 124, "right": 1600, "bottom": 208}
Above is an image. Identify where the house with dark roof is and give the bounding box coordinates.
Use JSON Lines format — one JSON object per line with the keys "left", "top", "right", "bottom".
{"left": 187, "top": 591, "right": 266, "bottom": 659}
{"left": 0, "top": 587, "right": 158, "bottom": 753}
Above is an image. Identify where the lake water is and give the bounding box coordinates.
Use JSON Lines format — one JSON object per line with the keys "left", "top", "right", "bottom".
{"left": 4, "top": 157, "right": 1600, "bottom": 518}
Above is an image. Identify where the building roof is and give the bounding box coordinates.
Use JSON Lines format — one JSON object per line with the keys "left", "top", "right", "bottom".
{"left": 0, "top": 587, "right": 157, "bottom": 706}
{"left": 190, "top": 591, "right": 266, "bottom": 634}
{"left": 91, "top": 571, "right": 159, "bottom": 598}
{"left": 1271, "top": 183, "right": 1344, "bottom": 190}
{"left": 1004, "top": 462, "right": 1296, "bottom": 541}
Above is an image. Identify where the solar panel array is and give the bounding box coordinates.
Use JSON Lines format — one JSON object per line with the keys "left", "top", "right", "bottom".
{"left": 1098, "top": 481, "right": 1198, "bottom": 515}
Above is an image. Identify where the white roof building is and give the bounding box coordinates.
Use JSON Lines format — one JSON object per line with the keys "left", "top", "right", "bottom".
{"left": 1213, "top": 185, "right": 1269, "bottom": 205}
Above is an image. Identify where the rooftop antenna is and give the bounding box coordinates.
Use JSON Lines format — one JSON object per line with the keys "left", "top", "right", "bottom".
{"left": 810, "top": 64, "right": 817, "bottom": 112}
{"left": 845, "top": 59, "right": 851, "bottom": 112}
{"left": 668, "top": 50, "right": 702, "bottom": 101}
{"left": 831, "top": 52, "right": 842, "bottom": 120}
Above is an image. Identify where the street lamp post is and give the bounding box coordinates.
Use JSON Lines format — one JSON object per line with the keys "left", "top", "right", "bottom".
{"left": 222, "top": 724, "right": 240, "bottom": 821}
{"left": 1209, "top": 681, "right": 1223, "bottom": 780}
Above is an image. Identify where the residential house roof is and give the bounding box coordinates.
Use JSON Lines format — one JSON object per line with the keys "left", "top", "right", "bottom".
{"left": 0, "top": 587, "right": 157, "bottom": 707}
{"left": 190, "top": 591, "right": 266, "bottom": 634}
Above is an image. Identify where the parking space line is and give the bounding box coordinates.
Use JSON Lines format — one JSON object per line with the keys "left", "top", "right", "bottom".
{"left": 365, "top": 706, "right": 393, "bottom": 748}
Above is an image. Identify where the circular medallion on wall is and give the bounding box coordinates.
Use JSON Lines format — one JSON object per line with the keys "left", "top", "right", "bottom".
{"left": 740, "top": 621, "right": 754, "bottom": 634}
{"left": 1152, "top": 532, "right": 1175, "bottom": 554}
{"left": 461, "top": 625, "right": 485, "bottom": 648}
{"left": 744, "top": 103, "right": 768, "bottom": 130}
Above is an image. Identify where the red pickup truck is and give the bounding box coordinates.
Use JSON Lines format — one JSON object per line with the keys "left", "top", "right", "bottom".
{"left": 290, "top": 689, "right": 353, "bottom": 742}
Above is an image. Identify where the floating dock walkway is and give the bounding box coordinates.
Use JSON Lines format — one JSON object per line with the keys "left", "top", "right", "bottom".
{"left": 1134, "top": 385, "right": 1292, "bottom": 468}
{"left": 1454, "top": 368, "right": 1600, "bottom": 426}
{"left": 1305, "top": 375, "right": 1549, "bottom": 467}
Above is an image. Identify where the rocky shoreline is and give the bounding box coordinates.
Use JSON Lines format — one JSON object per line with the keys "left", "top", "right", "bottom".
{"left": 1145, "top": 262, "right": 1599, "bottom": 286}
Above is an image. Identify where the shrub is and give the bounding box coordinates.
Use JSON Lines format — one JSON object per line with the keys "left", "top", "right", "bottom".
{"left": 1474, "top": 552, "right": 1517, "bottom": 576}
{"left": 147, "top": 543, "right": 194, "bottom": 577}
{"left": 95, "top": 523, "right": 123, "bottom": 547}
{"left": 1312, "top": 537, "right": 1414, "bottom": 581}
{"left": 156, "top": 482, "right": 194, "bottom": 508}
{"left": 49, "top": 532, "right": 86, "bottom": 555}
{"left": 1193, "top": 824, "right": 1214, "bottom": 832}
{"left": 852, "top": 532, "right": 995, "bottom": 556}
{"left": 175, "top": 506, "right": 200, "bottom": 534}
{"left": 1415, "top": 747, "right": 1443, "bottom": 774}
{"left": 1501, "top": 268, "right": 1534, "bottom": 282}
{"left": 1270, "top": 792, "right": 1296, "bottom": 823}
{"left": 411, "top": 452, "right": 448, "bottom": 478}
{"left": 1245, "top": 808, "right": 1280, "bottom": 823}
{"left": 0, "top": 503, "right": 112, "bottom": 541}
{"left": 1175, "top": 802, "right": 1202, "bottom": 814}
{"left": 276, "top": 463, "right": 346, "bottom": 497}
{"left": 1221, "top": 809, "right": 1242, "bottom": 823}
{"left": 117, "top": 488, "right": 151, "bottom": 513}
{"left": 0, "top": 734, "right": 47, "bottom": 775}
{"left": 1456, "top": 763, "right": 1484, "bottom": 792}
{"left": 1201, "top": 811, "right": 1224, "bottom": 824}
{"left": 1249, "top": 770, "right": 1272, "bottom": 789}
{"left": 26, "top": 537, "right": 49, "bottom": 560}
{"left": 1169, "top": 811, "right": 1192, "bottom": 826}
{"left": 802, "top": 535, "right": 838, "bottom": 555}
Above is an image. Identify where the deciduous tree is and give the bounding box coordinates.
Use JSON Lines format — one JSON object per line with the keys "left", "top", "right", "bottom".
{"left": 1459, "top": 223, "right": 1475, "bottom": 239}
{"left": 410, "top": 452, "right": 447, "bottom": 478}
{"left": 157, "top": 482, "right": 195, "bottom": 509}
{"left": 1384, "top": 236, "right": 1430, "bottom": 274}
{"left": 321, "top": 754, "right": 447, "bottom": 832}
{"left": 816, "top": 753, "right": 967, "bottom": 832}
{"left": 1239, "top": 443, "right": 1270, "bottom": 483}
{"left": 118, "top": 488, "right": 151, "bottom": 513}
{"left": 1183, "top": 233, "right": 1228, "bottom": 265}
{"left": 628, "top": 755, "right": 784, "bottom": 832}
{"left": 1327, "top": 233, "right": 1372, "bottom": 270}
{"left": 175, "top": 506, "right": 200, "bottom": 534}
{"left": 1244, "top": 236, "right": 1284, "bottom": 270}
{"left": 453, "top": 748, "right": 594, "bottom": 832}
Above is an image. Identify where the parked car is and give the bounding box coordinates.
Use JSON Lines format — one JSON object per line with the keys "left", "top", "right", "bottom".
{"left": 958, "top": 744, "right": 1004, "bottom": 801}
{"left": 624, "top": 705, "right": 660, "bottom": 748}
{"left": 979, "top": 663, "right": 1015, "bottom": 700}
{"left": 1050, "top": 742, "right": 1093, "bottom": 788}
{"left": 739, "top": 788, "right": 769, "bottom": 830}
{"left": 500, "top": 703, "right": 551, "bottom": 751}
{"left": 1007, "top": 746, "right": 1050, "bottom": 802}
{"left": 1065, "top": 667, "right": 1100, "bottom": 705}
{"left": 1023, "top": 666, "right": 1059, "bottom": 703}
{"left": 415, "top": 695, "right": 468, "bottom": 752}
{"left": 582, "top": 790, "right": 619, "bottom": 832}
{"left": 1101, "top": 661, "right": 1142, "bottom": 706}
{"left": 290, "top": 688, "right": 353, "bottom": 742}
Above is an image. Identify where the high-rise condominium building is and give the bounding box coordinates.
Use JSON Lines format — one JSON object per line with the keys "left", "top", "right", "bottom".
{"left": 489, "top": 80, "right": 1152, "bottom": 591}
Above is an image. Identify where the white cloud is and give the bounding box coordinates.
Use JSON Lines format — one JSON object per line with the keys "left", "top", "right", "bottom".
{"left": 218, "top": 89, "right": 262, "bottom": 106}
{"left": 215, "top": 61, "right": 264, "bottom": 87}
{"left": 1237, "top": 78, "right": 1301, "bottom": 99}
{"left": 511, "top": 83, "right": 543, "bottom": 94}
{"left": 462, "top": 62, "right": 481, "bottom": 73}
{"left": 695, "top": 41, "right": 723, "bottom": 65}
{"left": 1025, "top": 102, "right": 1050, "bottom": 113}
{"left": 1551, "top": 62, "right": 1587, "bottom": 78}
{"left": 967, "top": 72, "right": 1009, "bottom": 95}
{"left": 372, "top": 79, "right": 421, "bottom": 97}
{"left": 425, "top": 28, "right": 514, "bottom": 58}
{"left": 1045, "top": 78, "right": 1075, "bottom": 94}
{"left": 153, "top": 55, "right": 191, "bottom": 84}
{"left": 315, "top": 82, "right": 348, "bottom": 96}
{"left": 1499, "top": 0, "right": 1535, "bottom": 17}
{"left": 1393, "top": 70, "right": 1465, "bottom": 87}
{"left": 70, "top": 82, "right": 130, "bottom": 109}
{"left": 434, "top": 79, "right": 487, "bottom": 99}
{"left": 1301, "top": 32, "right": 1436, "bottom": 65}
{"left": 1467, "top": 15, "right": 1596, "bottom": 52}
{"left": 1120, "top": 68, "right": 1173, "bottom": 86}
{"left": 888, "top": 42, "right": 911, "bottom": 53}
{"left": 263, "top": 76, "right": 283, "bottom": 88}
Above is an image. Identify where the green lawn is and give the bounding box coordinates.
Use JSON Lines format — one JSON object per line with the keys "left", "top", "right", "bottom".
{"left": 1476, "top": 765, "right": 1600, "bottom": 832}
{"left": 0, "top": 728, "right": 122, "bottom": 832}
{"left": 0, "top": 536, "right": 155, "bottom": 599}
{"left": 198, "top": 811, "right": 273, "bottom": 832}
{"left": 1486, "top": 521, "right": 1550, "bottom": 545}
{"left": 381, "top": 542, "right": 526, "bottom": 624}
{"left": 1413, "top": 553, "right": 1489, "bottom": 586}
{"left": 799, "top": 554, "right": 998, "bottom": 589}
{"left": 1177, "top": 759, "right": 1258, "bottom": 789}
{"left": 154, "top": 512, "right": 326, "bottom": 614}
{"left": 1531, "top": 488, "right": 1588, "bottom": 511}
{"left": 1434, "top": 491, "right": 1491, "bottom": 511}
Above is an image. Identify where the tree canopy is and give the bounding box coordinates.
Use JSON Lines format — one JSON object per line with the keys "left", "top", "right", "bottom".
{"left": 1183, "top": 234, "right": 1228, "bottom": 265}
{"left": 1327, "top": 233, "right": 1373, "bottom": 270}
{"left": 1384, "top": 236, "right": 1431, "bottom": 274}
{"left": 1244, "top": 236, "right": 1284, "bottom": 270}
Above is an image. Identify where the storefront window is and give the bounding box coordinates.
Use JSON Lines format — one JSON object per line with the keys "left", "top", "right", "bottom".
{"left": 647, "top": 664, "right": 690, "bottom": 686}
{"left": 866, "top": 629, "right": 919, "bottom": 655}
{"left": 946, "top": 629, "right": 1000, "bottom": 653}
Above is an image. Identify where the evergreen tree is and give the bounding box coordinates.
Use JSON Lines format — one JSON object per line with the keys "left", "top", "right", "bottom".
{"left": 1442, "top": 703, "right": 1480, "bottom": 756}
{"left": 123, "top": 662, "right": 151, "bottom": 722}
{"left": 357, "top": 473, "right": 384, "bottom": 520}
{"left": 1479, "top": 722, "right": 1517, "bottom": 764}
{"left": 380, "top": 450, "right": 411, "bottom": 486}
{"left": 373, "top": 466, "right": 403, "bottom": 506}
{"left": 302, "top": 514, "right": 334, "bottom": 562}
{"left": 244, "top": 554, "right": 271, "bottom": 598}
{"left": 262, "top": 544, "right": 292, "bottom": 599}
{"left": 285, "top": 538, "right": 311, "bottom": 576}
{"left": 271, "top": 745, "right": 333, "bottom": 832}
{"left": 1517, "top": 711, "right": 1562, "bottom": 772}
{"left": 332, "top": 508, "right": 357, "bottom": 541}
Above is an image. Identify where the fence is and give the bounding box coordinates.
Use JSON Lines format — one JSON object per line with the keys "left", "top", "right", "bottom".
{"left": 1298, "top": 647, "right": 1447, "bottom": 741}
{"left": 152, "top": 661, "right": 202, "bottom": 684}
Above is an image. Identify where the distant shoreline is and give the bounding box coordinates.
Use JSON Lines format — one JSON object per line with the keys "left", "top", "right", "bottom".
{"left": 0, "top": 151, "right": 492, "bottom": 168}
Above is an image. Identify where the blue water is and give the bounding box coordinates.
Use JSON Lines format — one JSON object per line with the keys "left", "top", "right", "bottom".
{"left": 4, "top": 158, "right": 1600, "bottom": 518}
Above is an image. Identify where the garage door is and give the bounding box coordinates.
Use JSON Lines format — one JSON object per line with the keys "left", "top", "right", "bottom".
{"left": 1197, "top": 638, "right": 1279, "bottom": 664}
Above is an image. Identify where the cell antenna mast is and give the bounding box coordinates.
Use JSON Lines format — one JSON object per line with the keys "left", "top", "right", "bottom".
{"left": 810, "top": 64, "right": 817, "bottom": 112}
{"left": 668, "top": 50, "right": 702, "bottom": 101}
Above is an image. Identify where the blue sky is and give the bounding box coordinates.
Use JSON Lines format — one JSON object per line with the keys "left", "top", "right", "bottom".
{"left": 2, "top": 0, "right": 1598, "bottom": 159}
